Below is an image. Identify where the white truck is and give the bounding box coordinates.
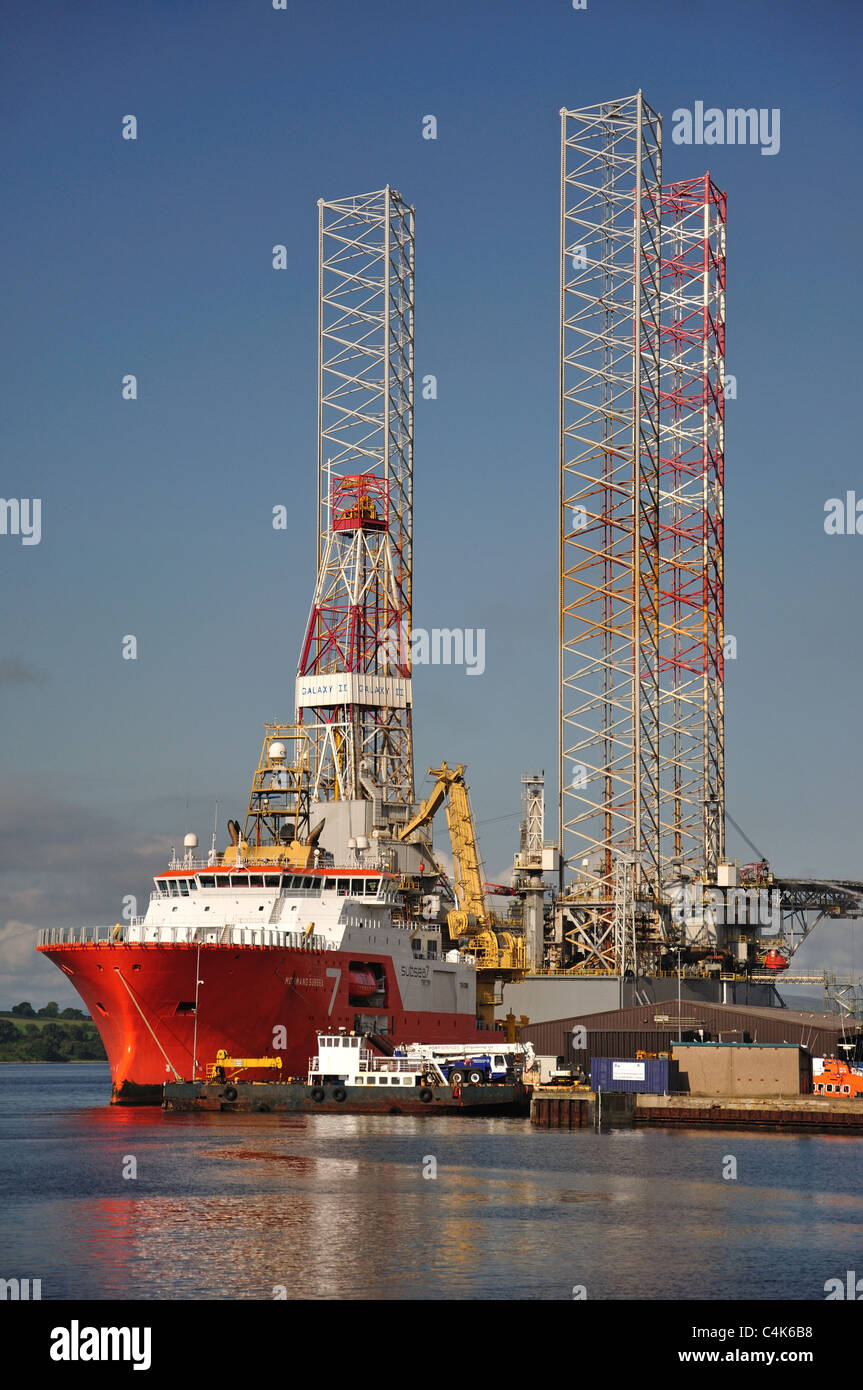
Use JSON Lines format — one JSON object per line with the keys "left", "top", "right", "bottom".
{"left": 394, "top": 1040, "right": 534, "bottom": 1084}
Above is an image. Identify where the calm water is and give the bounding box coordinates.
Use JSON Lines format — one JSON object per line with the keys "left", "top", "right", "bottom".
{"left": 1, "top": 1064, "right": 861, "bottom": 1300}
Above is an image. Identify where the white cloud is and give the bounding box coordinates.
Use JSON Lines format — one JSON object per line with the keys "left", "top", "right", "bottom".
{"left": 0, "top": 781, "right": 173, "bottom": 1008}
{"left": 0, "top": 919, "right": 80, "bottom": 1010}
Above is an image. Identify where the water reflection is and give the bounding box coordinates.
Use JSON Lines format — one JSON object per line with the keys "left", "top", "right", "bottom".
{"left": 3, "top": 1066, "right": 863, "bottom": 1300}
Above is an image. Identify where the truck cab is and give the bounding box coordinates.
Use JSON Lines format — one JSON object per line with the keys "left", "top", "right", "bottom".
{"left": 441, "top": 1052, "right": 515, "bottom": 1084}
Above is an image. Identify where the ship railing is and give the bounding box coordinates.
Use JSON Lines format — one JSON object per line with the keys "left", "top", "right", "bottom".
{"left": 38, "top": 926, "right": 120, "bottom": 946}
{"left": 150, "top": 885, "right": 393, "bottom": 903}
{"left": 164, "top": 853, "right": 396, "bottom": 872}
{"left": 360, "top": 1056, "right": 423, "bottom": 1075}
{"left": 38, "top": 924, "right": 331, "bottom": 951}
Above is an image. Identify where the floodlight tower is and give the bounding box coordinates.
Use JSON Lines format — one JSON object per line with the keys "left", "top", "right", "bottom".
{"left": 558, "top": 93, "right": 663, "bottom": 969}
{"left": 297, "top": 188, "right": 415, "bottom": 810}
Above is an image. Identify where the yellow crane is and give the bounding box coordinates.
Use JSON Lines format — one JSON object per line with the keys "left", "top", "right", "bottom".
{"left": 205, "top": 1051, "right": 283, "bottom": 1084}
{"left": 398, "top": 762, "right": 526, "bottom": 1020}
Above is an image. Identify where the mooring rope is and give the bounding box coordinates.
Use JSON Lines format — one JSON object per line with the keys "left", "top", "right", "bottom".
{"left": 113, "top": 968, "right": 182, "bottom": 1081}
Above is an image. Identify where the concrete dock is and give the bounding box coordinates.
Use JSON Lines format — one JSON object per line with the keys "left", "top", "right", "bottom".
{"left": 530, "top": 1088, "right": 863, "bottom": 1133}
{"left": 634, "top": 1094, "right": 863, "bottom": 1133}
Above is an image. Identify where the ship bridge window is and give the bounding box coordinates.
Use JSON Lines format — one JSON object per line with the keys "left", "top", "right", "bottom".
{"left": 350, "top": 881, "right": 364, "bottom": 896}
{"left": 247, "top": 875, "right": 264, "bottom": 888}
{"left": 337, "top": 879, "right": 350, "bottom": 896}
{"left": 154, "top": 879, "right": 168, "bottom": 895}
{"left": 178, "top": 880, "right": 190, "bottom": 896}
{"left": 198, "top": 875, "right": 216, "bottom": 888}
{"left": 364, "top": 879, "right": 380, "bottom": 896}
{"left": 168, "top": 881, "right": 180, "bottom": 897}
{"left": 265, "top": 875, "right": 282, "bottom": 888}
{"left": 217, "top": 877, "right": 234, "bottom": 888}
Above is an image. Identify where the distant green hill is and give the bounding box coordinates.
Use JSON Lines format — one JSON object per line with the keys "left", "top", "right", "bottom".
{"left": 0, "top": 1015, "right": 106, "bottom": 1063}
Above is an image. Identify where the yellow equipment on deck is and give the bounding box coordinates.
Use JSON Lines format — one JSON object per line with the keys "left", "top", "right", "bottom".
{"left": 205, "top": 1050, "right": 283, "bottom": 1083}
{"left": 398, "top": 761, "right": 526, "bottom": 1020}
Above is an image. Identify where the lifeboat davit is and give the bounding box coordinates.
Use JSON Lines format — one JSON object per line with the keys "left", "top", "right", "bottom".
{"left": 763, "top": 950, "right": 788, "bottom": 971}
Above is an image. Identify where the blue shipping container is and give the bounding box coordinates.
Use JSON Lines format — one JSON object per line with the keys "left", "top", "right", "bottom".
{"left": 590, "top": 1057, "right": 672, "bottom": 1094}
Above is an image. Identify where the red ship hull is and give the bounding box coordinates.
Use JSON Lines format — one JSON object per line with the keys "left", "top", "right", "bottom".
{"left": 38, "top": 941, "right": 492, "bottom": 1103}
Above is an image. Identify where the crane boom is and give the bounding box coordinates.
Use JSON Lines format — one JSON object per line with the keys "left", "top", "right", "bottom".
{"left": 432, "top": 763, "right": 491, "bottom": 930}
{"left": 397, "top": 762, "right": 527, "bottom": 1021}
{"left": 399, "top": 762, "right": 490, "bottom": 926}
{"left": 398, "top": 770, "right": 452, "bottom": 843}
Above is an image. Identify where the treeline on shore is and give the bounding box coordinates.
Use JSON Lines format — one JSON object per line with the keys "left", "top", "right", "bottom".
{"left": 0, "top": 1004, "right": 106, "bottom": 1062}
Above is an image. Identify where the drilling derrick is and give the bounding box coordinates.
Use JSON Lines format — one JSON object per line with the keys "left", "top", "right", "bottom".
{"left": 297, "top": 189, "right": 416, "bottom": 825}
{"left": 659, "top": 175, "right": 726, "bottom": 881}
{"left": 558, "top": 93, "right": 663, "bottom": 971}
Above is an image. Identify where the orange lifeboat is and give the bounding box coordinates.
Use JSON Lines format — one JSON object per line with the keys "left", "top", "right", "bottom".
{"left": 813, "top": 1058, "right": 863, "bottom": 1098}
{"left": 763, "top": 950, "right": 788, "bottom": 971}
{"left": 347, "top": 967, "right": 378, "bottom": 1000}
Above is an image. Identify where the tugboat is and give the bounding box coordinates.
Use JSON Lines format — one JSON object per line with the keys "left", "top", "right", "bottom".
{"left": 162, "top": 1031, "right": 531, "bottom": 1115}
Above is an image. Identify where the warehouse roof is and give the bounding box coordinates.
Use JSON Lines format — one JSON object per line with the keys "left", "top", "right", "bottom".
{"left": 518, "top": 998, "right": 862, "bottom": 1058}
{"left": 521, "top": 999, "right": 859, "bottom": 1034}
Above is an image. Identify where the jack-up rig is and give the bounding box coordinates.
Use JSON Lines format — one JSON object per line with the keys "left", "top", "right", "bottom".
{"left": 500, "top": 94, "right": 863, "bottom": 1023}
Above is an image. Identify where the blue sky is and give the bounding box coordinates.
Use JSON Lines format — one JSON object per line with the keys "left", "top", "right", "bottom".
{"left": 2, "top": 0, "right": 862, "bottom": 1003}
